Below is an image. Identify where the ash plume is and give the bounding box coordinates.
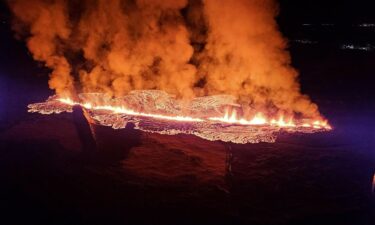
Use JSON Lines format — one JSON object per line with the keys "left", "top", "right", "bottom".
{"left": 9, "top": 0, "right": 75, "bottom": 96}
{"left": 8, "top": 0, "right": 321, "bottom": 119}
{"left": 199, "top": 0, "right": 319, "bottom": 118}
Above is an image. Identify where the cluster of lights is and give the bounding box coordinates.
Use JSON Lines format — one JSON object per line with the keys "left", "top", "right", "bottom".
{"left": 341, "top": 44, "right": 373, "bottom": 52}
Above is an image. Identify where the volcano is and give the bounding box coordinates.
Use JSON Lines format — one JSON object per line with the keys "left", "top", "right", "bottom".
{"left": 2, "top": 0, "right": 374, "bottom": 224}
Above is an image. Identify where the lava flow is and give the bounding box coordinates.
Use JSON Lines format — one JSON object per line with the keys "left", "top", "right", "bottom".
{"left": 28, "top": 91, "right": 331, "bottom": 144}
{"left": 58, "top": 97, "right": 331, "bottom": 130}
{"left": 58, "top": 97, "right": 205, "bottom": 123}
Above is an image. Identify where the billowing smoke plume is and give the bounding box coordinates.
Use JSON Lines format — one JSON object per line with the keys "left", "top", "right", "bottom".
{"left": 9, "top": 0, "right": 74, "bottom": 96}
{"left": 76, "top": 0, "right": 197, "bottom": 98}
{"left": 8, "top": 0, "right": 321, "bottom": 118}
{"left": 198, "top": 0, "right": 319, "bottom": 117}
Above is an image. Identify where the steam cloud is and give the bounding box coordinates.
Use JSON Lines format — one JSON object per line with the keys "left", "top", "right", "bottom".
{"left": 8, "top": 0, "right": 321, "bottom": 118}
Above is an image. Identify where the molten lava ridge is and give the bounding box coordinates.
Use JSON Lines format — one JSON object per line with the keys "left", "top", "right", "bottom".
{"left": 28, "top": 91, "right": 331, "bottom": 144}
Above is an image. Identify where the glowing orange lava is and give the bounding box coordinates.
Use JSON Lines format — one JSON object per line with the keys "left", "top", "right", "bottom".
{"left": 58, "top": 98, "right": 332, "bottom": 130}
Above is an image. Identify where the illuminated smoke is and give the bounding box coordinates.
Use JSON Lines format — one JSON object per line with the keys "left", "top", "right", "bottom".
{"left": 8, "top": 0, "right": 322, "bottom": 119}
{"left": 199, "top": 0, "right": 319, "bottom": 118}
{"left": 8, "top": 0, "right": 74, "bottom": 96}
{"left": 76, "top": 0, "right": 197, "bottom": 98}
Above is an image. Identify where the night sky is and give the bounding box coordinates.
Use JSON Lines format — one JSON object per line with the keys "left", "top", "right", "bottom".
{"left": 279, "top": 0, "right": 375, "bottom": 24}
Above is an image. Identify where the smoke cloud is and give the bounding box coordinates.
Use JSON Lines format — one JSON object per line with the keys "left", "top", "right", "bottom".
{"left": 8, "top": 0, "right": 321, "bottom": 118}
{"left": 9, "top": 0, "right": 75, "bottom": 96}
{"left": 199, "top": 0, "right": 319, "bottom": 117}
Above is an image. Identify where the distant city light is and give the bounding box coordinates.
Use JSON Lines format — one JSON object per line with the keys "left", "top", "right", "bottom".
{"left": 358, "top": 23, "right": 375, "bottom": 27}
{"left": 292, "top": 39, "right": 318, "bottom": 45}
{"left": 341, "top": 44, "right": 374, "bottom": 51}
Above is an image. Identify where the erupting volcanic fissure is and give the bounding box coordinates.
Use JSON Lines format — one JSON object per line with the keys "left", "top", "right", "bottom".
{"left": 28, "top": 91, "right": 331, "bottom": 144}
{"left": 57, "top": 96, "right": 330, "bottom": 129}
{"left": 9, "top": 0, "right": 332, "bottom": 143}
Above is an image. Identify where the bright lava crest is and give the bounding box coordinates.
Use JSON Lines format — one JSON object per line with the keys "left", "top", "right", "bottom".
{"left": 28, "top": 91, "right": 331, "bottom": 144}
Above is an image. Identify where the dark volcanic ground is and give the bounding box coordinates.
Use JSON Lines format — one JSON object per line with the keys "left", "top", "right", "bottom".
{"left": 1, "top": 2, "right": 375, "bottom": 225}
